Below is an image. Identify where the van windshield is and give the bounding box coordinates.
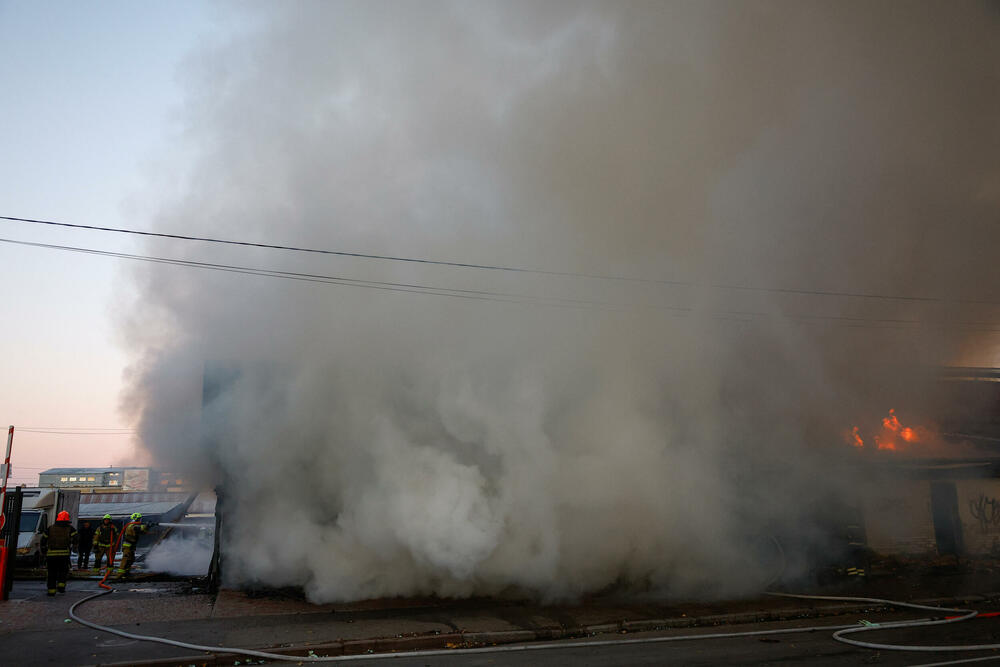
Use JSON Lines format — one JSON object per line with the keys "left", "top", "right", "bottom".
{"left": 19, "top": 511, "right": 40, "bottom": 533}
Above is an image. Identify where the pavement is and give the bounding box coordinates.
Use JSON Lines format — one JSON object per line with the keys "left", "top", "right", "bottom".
{"left": 4, "top": 559, "right": 1000, "bottom": 666}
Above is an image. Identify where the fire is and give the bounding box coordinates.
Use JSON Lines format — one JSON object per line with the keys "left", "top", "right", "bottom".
{"left": 849, "top": 408, "right": 923, "bottom": 452}
{"left": 882, "top": 409, "right": 901, "bottom": 432}
{"left": 874, "top": 434, "right": 897, "bottom": 451}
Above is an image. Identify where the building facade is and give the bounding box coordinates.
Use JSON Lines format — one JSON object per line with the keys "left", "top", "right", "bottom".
{"left": 37, "top": 467, "right": 189, "bottom": 492}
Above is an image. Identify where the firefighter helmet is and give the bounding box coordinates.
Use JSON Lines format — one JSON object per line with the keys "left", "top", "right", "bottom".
{"left": 130, "top": 512, "right": 142, "bottom": 521}
{"left": 103, "top": 514, "right": 112, "bottom": 520}
{"left": 57, "top": 511, "right": 71, "bottom": 522}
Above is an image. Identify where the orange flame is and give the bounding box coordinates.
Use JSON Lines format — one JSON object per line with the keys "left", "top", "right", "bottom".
{"left": 850, "top": 409, "right": 922, "bottom": 453}
{"left": 882, "top": 409, "right": 901, "bottom": 432}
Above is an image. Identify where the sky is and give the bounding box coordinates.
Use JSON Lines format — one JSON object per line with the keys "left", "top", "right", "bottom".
{"left": 0, "top": 1, "right": 227, "bottom": 485}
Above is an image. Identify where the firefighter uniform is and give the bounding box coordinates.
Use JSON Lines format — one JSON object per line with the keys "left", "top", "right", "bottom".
{"left": 116, "top": 513, "right": 149, "bottom": 579}
{"left": 93, "top": 515, "right": 117, "bottom": 571}
{"left": 77, "top": 520, "right": 95, "bottom": 569}
{"left": 42, "top": 511, "right": 77, "bottom": 596}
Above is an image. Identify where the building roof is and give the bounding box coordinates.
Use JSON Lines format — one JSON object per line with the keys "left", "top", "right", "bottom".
{"left": 79, "top": 492, "right": 200, "bottom": 521}
{"left": 78, "top": 500, "right": 185, "bottom": 519}
{"left": 39, "top": 467, "right": 129, "bottom": 475}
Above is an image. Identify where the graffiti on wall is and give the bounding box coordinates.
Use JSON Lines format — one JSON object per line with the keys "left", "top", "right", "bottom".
{"left": 969, "top": 494, "right": 1000, "bottom": 534}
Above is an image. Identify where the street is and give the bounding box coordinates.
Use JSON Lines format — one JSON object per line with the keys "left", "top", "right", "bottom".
{"left": 5, "top": 578, "right": 1000, "bottom": 666}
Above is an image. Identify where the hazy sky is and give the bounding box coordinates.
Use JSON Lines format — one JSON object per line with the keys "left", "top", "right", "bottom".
{"left": 0, "top": 1, "right": 224, "bottom": 484}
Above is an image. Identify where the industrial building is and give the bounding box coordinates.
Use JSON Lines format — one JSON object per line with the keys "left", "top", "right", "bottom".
{"left": 37, "top": 467, "right": 190, "bottom": 492}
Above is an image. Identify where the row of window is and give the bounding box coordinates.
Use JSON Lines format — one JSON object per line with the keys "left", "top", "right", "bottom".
{"left": 50, "top": 472, "right": 182, "bottom": 487}
{"left": 56, "top": 476, "right": 119, "bottom": 485}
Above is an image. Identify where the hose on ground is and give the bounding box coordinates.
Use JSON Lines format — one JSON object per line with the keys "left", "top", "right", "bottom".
{"left": 70, "top": 588, "right": 329, "bottom": 662}
{"left": 762, "top": 536, "right": 1000, "bottom": 654}
{"left": 71, "top": 533, "right": 1000, "bottom": 661}
{"left": 69, "top": 585, "right": 1000, "bottom": 661}
{"left": 766, "top": 592, "right": 992, "bottom": 651}
{"left": 67, "top": 586, "right": 933, "bottom": 663}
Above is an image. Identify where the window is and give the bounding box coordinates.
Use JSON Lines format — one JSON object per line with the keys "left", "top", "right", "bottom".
{"left": 61, "top": 477, "right": 68, "bottom": 482}
{"left": 19, "top": 511, "right": 41, "bottom": 533}
{"left": 109, "top": 480, "right": 119, "bottom": 486}
{"left": 175, "top": 479, "right": 183, "bottom": 485}
{"left": 87, "top": 477, "right": 95, "bottom": 481}
{"left": 69, "top": 477, "right": 77, "bottom": 481}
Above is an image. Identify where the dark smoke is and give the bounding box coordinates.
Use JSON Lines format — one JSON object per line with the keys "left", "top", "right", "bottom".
{"left": 120, "top": 1, "right": 1000, "bottom": 601}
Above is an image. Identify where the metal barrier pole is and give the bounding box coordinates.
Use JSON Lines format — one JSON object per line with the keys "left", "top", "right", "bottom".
{"left": 1, "top": 486, "right": 23, "bottom": 600}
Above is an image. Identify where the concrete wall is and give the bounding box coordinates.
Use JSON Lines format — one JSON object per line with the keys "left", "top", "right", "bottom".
{"left": 957, "top": 479, "right": 1000, "bottom": 555}
{"left": 863, "top": 477, "right": 1000, "bottom": 557}
{"left": 863, "top": 479, "right": 937, "bottom": 556}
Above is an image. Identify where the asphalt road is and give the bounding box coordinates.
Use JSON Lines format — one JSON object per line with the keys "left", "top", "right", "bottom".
{"left": 7, "top": 604, "right": 1000, "bottom": 666}
{"left": 359, "top": 617, "right": 1000, "bottom": 667}
{"left": 6, "top": 579, "right": 1000, "bottom": 666}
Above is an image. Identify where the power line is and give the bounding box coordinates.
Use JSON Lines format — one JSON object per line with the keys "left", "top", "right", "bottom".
{"left": 0, "top": 236, "right": 638, "bottom": 311}
{"left": 18, "top": 427, "right": 133, "bottom": 432}
{"left": 0, "top": 214, "right": 688, "bottom": 286}
{"left": 3, "top": 236, "right": 1000, "bottom": 334}
{"left": 3, "top": 213, "right": 997, "bottom": 307}
{"left": 17, "top": 430, "right": 135, "bottom": 435}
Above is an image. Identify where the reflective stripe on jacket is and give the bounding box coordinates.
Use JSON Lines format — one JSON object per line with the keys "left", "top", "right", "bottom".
{"left": 95, "top": 523, "right": 116, "bottom": 547}
{"left": 122, "top": 521, "right": 147, "bottom": 547}
{"left": 43, "top": 522, "right": 77, "bottom": 556}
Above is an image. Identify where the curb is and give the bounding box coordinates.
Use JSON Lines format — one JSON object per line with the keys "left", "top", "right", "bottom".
{"left": 98, "top": 593, "right": 1000, "bottom": 667}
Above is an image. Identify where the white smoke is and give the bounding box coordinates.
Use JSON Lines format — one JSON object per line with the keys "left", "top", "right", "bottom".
{"left": 145, "top": 533, "right": 214, "bottom": 576}
{"left": 120, "top": 1, "right": 1000, "bottom": 602}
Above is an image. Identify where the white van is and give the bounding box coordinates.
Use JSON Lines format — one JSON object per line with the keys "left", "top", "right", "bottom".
{"left": 15, "top": 488, "right": 80, "bottom": 565}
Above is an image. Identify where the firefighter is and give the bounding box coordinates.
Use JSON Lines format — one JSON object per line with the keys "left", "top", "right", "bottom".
{"left": 76, "top": 519, "right": 95, "bottom": 569}
{"left": 115, "top": 512, "right": 149, "bottom": 579}
{"left": 41, "top": 510, "right": 77, "bottom": 596}
{"left": 93, "top": 514, "right": 117, "bottom": 572}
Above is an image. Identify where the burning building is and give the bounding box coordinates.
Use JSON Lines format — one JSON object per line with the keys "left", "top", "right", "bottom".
{"left": 847, "top": 368, "right": 1000, "bottom": 558}
{"left": 119, "top": 2, "right": 1000, "bottom": 602}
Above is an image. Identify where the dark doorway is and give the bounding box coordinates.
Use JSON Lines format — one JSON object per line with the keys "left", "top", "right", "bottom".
{"left": 930, "top": 482, "right": 964, "bottom": 556}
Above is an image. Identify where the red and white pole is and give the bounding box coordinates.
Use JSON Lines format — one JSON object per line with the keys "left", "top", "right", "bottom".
{"left": 0, "top": 425, "right": 14, "bottom": 596}
{"left": 0, "top": 426, "right": 13, "bottom": 533}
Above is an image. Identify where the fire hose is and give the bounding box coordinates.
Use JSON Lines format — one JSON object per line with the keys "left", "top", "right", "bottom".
{"left": 66, "top": 586, "right": 1000, "bottom": 664}
{"left": 68, "top": 534, "right": 1000, "bottom": 664}
{"left": 97, "top": 519, "right": 146, "bottom": 590}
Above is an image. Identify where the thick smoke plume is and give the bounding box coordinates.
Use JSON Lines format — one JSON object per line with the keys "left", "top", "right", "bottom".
{"left": 121, "top": 1, "right": 1000, "bottom": 602}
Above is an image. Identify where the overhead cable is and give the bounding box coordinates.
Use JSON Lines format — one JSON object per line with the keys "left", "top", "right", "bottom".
{"left": 0, "top": 214, "right": 687, "bottom": 286}
{"left": 3, "top": 214, "right": 997, "bottom": 306}
{"left": 17, "top": 429, "right": 135, "bottom": 435}
{"left": 1, "top": 236, "right": 999, "bottom": 332}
